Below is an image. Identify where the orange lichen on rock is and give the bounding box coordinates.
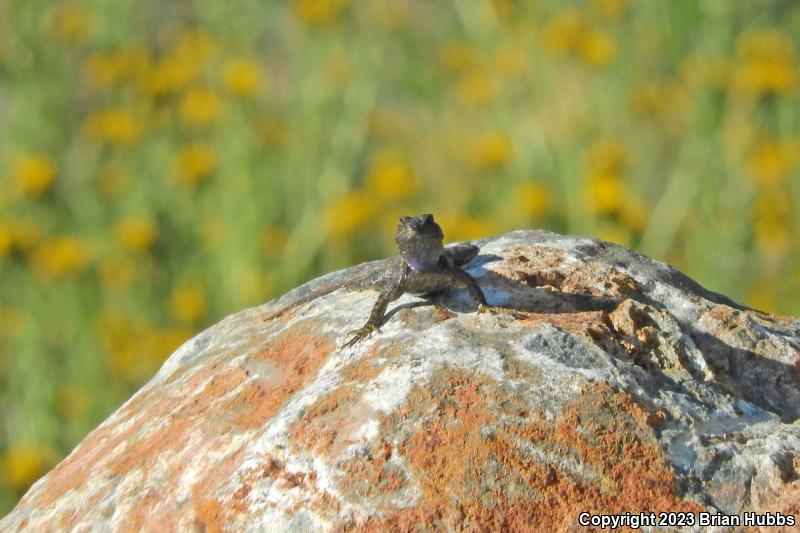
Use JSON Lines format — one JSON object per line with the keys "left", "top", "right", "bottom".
{"left": 290, "top": 385, "right": 365, "bottom": 454}
{"left": 339, "top": 352, "right": 383, "bottom": 383}
{"left": 335, "top": 440, "right": 408, "bottom": 503}
{"left": 503, "top": 244, "right": 641, "bottom": 299}
{"left": 519, "top": 309, "right": 608, "bottom": 337}
{"left": 233, "top": 328, "right": 334, "bottom": 428}
{"left": 347, "top": 370, "right": 703, "bottom": 532}
{"left": 23, "top": 325, "right": 334, "bottom": 531}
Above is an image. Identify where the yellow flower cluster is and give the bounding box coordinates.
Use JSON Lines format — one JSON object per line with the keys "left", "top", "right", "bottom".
{"left": 326, "top": 148, "right": 419, "bottom": 238}
{"left": 84, "top": 108, "right": 143, "bottom": 148}
{"left": 1, "top": 443, "right": 55, "bottom": 492}
{"left": 97, "top": 313, "right": 193, "bottom": 383}
{"left": 13, "top": 154, "right": 56, "bottom": 198}
{"left": 49, "top": 3, "right": 93, "bottom": 45}
{"left": 29, "top": 236, "right": 91, "bottom": 281}
{"left": 0, "top": 219, "right": 42, "bottom": 258}
{"left": 113, "top": 216, "right": 158, "bottom": 253}
{"left": 541, "top": 8, "right": 616, "bottom": 67}
{"left": 732, "top": 29, "right": 797, "bottom": 99}
{"left": 747, "top": 138, "right": 799, "bottom": 257}
{"left": 292, "top": 0, "right": 351, "bottom": 27}
{"left": 175, "top": 142, "right": 217, "bottom": 186}
{"left": 469, "top": 131, "right": 514, "bottom": 170}
{"left": 179, "top": 87, "right": 221, "bottom": 129}
{"left": 583, "top": 138, "right": 648, "bottom": 245}
{"left": 223, "top": 58, "right": 262, "bottom": 97}
{"left": 169, "top": 283, "right": 208, "bottom": 325}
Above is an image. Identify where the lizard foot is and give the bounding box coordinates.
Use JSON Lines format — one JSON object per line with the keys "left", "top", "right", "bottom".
{"left": 343, "top": 323, "right": 380, "bottom": 348}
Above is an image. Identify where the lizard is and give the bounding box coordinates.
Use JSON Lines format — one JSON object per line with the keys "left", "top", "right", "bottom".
{"left": 262, "top": 213, "right": 506, "bottom": 347}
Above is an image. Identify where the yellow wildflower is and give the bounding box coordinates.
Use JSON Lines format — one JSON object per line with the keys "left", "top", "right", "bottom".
{"left": 578, "top": 28, "right": 616, "bottom": 67}
{"left": 175, "top": 142, "right": 216, "bottom": 186}
{"left": 619, "top": 195, "right": 649, "bottom": 233}
{"left": 586, "top": 173, "right": 625, "bottom": 214}
{"left": 56, "top": 385, "right": 89, "bottom": 420}
{"left": 147, "top": 55, "right": 198, "bottom": 97}
{"left": 541, "top": 8, "right": 585, "bottom": 58}
{"left": 1, "top": 219, "right": 42, "bottom": 254}
{"left": 223, "top": 57, "right": 262, "bottom": 97}
{"left": 2, "top": 443, "right": 55, "bottom": 491}
{"left": 175, "top": 28, "right": 217, "bottom": 63}
{"left": 745, "top": 280, "right": 778, "bottom": 314}
{"left": 84, "top": 108, "right": 143, "bottom": 147}
{"left": 98, "top": 255, "right": 136, "bottom": 290}
{"left": 456, "top": 68, "right": 495, "bottom": 106}
{"left": 596, "top": 221, "right": 632, "bottom": 247}
{"left": 169, "top": 283, "right": 208, "bottom": 324}
{"left": 83, "top": 52, "right": 122, "bottom": 88}
{"left": 470, "top": 131, "right": 513, "bottom": 170}
{"left": 439, "top": 214, "right": 498, "bottom": 242}
{"left": 586, "top": 138, "right": 628, "bottom": 177}
{"left": 746, "top": 140, "right": 793, "bottom": 185}
{"left": 325, "top": 190, "right": 375, "bottom": 238}
{"left": 542, "top": 8, "right": 616, "bottom": 67}
{"left": 83, "top": 46, "right": 148, "bottom": 89}
{"left": 49, "top": 3, "right": 93, "bottom": 44}
{"left": 755, "top": 230, "right": 792, "bottom": 259}
{"left": 97, "top": 313, "right": 149, "bottom": 382}
{"left": 493, "top": 42, "right": 530, "bottom": 79}
{"left": 629, "top": 80, "right": 667, "bottom": 118}
{"left": 262, "top": 226, "right": 289, "bottom": 257}
{"left": 13, "top": 154, "right": 56, "bottom": 198}
{"left": 29, "top": 235, "right": 91, "bottom": 280}
{"left": 113, "top": 216, "right": 158, "bottom": 252}
{"left": 142, "top": 327, "right": 192, "bottom": 371}
{"left": 511, "top": 181, "right": 553, "bottom": 221}
{"left": 437, "top": 41, "right": 478, "bottom": 74}
{"left": 365, "top": 149, "right": 418, "bottom": 200}
{"left": 732, "top": 29, "right": 797, "bottom": 98}
{"left": 590, "top": 0, "right": 628, "bottom": 19}
{"left": 0, "top": 225, "right": 10, "bottom": 257}
{"left": 292, "top": 0, "right": 350, "bottom": 27}
{"left": 179, "top": 87, "right": 221, "bottom": 129}
{"left": 752, "top": 188, "right": 792, "bottom": 258}
{"left": 367, "top": 108, "right": 408, "bottom": 141}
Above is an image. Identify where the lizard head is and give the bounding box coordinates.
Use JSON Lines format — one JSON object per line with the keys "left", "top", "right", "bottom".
{"left": 396, "top": 214, "right": 444, "bottom": 243}
{"left": 395, "top": 214, "right": 445, "bottom": 271}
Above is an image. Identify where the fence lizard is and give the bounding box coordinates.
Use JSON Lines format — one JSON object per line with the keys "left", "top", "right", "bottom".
{"left": 262, "top": 213, "right": 506, "bottom": 347}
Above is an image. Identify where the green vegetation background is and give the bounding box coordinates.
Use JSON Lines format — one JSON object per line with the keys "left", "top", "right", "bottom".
{"left": 1, "top": 0, "right": 799, "bottom": 513}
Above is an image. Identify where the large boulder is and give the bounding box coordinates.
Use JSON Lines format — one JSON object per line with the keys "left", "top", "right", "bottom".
{"left": 3, "top": 230, "right": 799, "bottom": 531}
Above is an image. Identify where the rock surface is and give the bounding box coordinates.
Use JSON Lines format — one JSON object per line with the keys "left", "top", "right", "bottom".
{"left": 3, "top": 230, "right": 800, "bottom": 532}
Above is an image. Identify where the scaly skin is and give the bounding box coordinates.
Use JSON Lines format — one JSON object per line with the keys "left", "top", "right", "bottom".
{"left": 264, "top": 214, "right": 508, "bottom": 347}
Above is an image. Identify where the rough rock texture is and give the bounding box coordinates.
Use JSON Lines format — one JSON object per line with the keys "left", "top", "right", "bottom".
{"left": 3, "top": 230, "right": 800, "bottom": 532}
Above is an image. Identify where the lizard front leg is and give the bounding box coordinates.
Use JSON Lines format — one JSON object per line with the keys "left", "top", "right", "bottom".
{"left": 445, "top": 267, "right": 488, "bottom": 308}
{"left": 447, "top": 268, "right": 522, "bottom": 316}
{"left": 343, "top": 275, "right": 407, "bottom": 348}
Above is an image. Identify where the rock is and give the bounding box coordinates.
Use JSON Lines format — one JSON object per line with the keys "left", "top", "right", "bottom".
{"left": 3, "top": 230, "right": 800, "bottom": 532}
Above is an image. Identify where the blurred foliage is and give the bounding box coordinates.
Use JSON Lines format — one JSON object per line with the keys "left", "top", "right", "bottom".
{"left": 1, "top": 0, "right": 799, "bottom": 513}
